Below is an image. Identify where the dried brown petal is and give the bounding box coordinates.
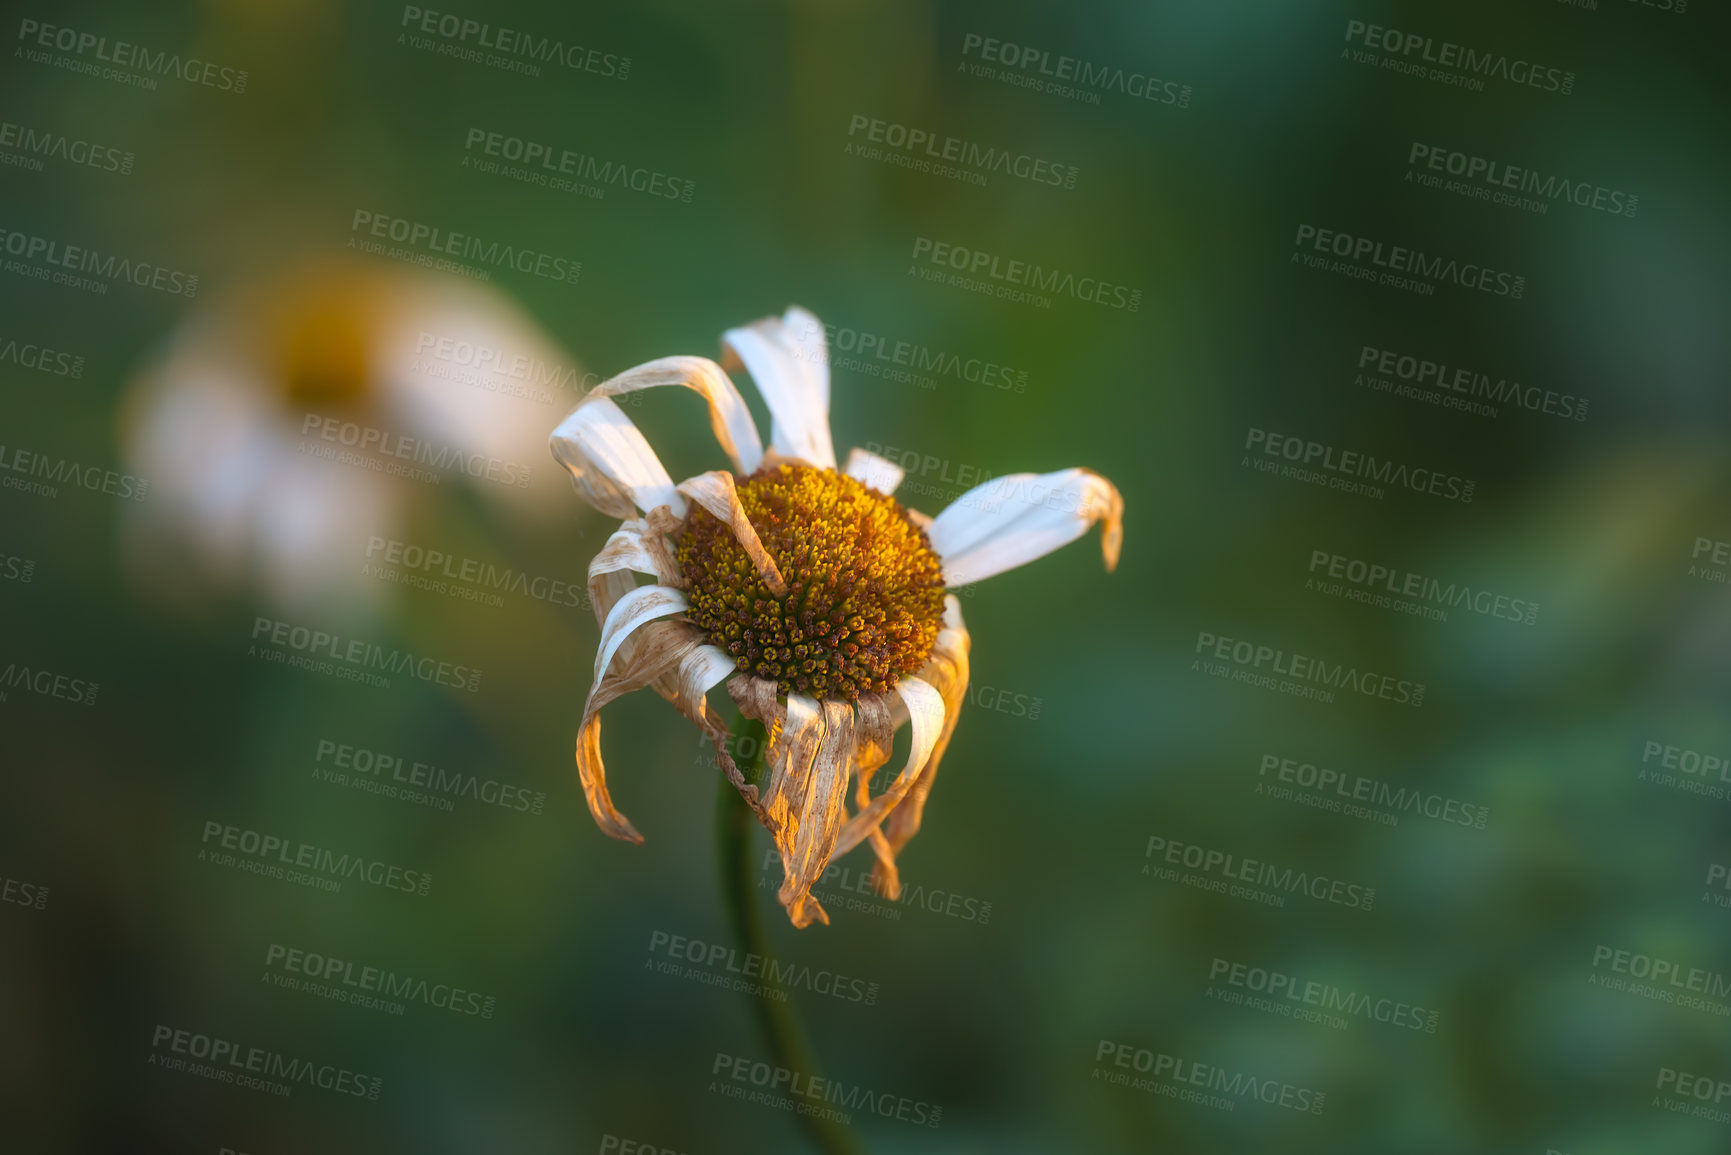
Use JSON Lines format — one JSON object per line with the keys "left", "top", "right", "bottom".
{"left": 763, "top": 696, "right": 856, "bottom": 928}
{"left": 676, "top": 470, "right": 787, "bottom": 596}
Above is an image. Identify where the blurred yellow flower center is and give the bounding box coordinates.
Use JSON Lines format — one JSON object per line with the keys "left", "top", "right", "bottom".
{"left": 274, "top": 288, "right": 377, "bottom": 409}
{"left": 676, "top": 463, "right": 946, "bottom": 700}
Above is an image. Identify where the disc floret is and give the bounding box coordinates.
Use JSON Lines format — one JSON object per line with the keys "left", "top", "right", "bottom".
{"left": 676, "top": 463, "right": 946, "bottom": 700}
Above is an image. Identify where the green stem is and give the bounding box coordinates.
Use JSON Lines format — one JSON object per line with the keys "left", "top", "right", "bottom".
{"left": 716, "top": 714, "right": 866, "bottom": 1155}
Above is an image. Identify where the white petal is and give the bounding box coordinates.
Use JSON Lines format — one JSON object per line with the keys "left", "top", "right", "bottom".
{"left": 549, "top": 398, "right": 686, "bottom": 520}
{"left": 585, "top": 515, "right": 680, "bottom": 590}
{"left": 721, "top": 307, "right": 836, "bottom": 470}
{"left": 574, "top": 616, "right": 701, "bottom": 844}
{"left": 585, "top": 509, "right": 683, "bottom": 626}
{"left": 867, "top": 600, "right": 970, "bottom": 897}
{"left": 677, "top": 471, "right": 787, "bottom": 596}
{"left": 377, "top": 278, "right": 579, "bottom": 508}
{"left": 782, "top": 305, "right": 830, "bottom": 412}
{"left": 833, "top": 676, "right": 944, "bottom": 856}
{"left": 844, "top": 447, "right": 905, "bottom": 496}
{"left": 595, "top": 585, "right": 689, "bottom": 684}
{"left": 926, "top": 468, "right": 1123, "bottom": 587}
{"left": 254, "top": 451, "right": 401, "bottom": 613}
{"left": 676, "top": 643, "right": 740, "bottom": 716}
{"left": 586, "top": 356, "right": 764, "bottom": 475}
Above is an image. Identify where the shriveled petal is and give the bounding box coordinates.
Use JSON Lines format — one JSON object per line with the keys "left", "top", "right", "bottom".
{"left": 585, "top": 355, "right": 764, "bottom": 476}
{"left": 673, "top": 643, "right": 739, "bottom": 727}
{"left": 549, "top": 398, "right": 687, "bottom": 520}
{"left": 574, "top": 611, "right": 702, "bottom": 844}
{"left": 926, "top": 468, "right": 1123, "bottom": 587}
{"left": 574, "top": 716, "right": 641, "bottom": 843}
{"left": 761, "top": 693, "right": 821, "bottom": 830}
{"left": 727, "top": 673, "right": 782, "bottom": 731}
{"left": 870, "top": 598, "right": 971, "bottom": 895}
{"left": 834, "top": 676, "right": 944, "bottom": 860}
{"left": 851, "top": 693, "right": 897, "bottom": 774}
{"left": 677, "top": 471, "right": 787, "bottom": 596}
{"left": 762, "top": 696, "right": 856, "bottom": 928}
{"left": 852, "top": 695, "right": 903, "bottom": 899}
{"left": 595, "top": 585, "right": 688, "bottom": 685}
{"left": 844, "top": 447, "right": 905, "bottom": 496}
{"left": 586, "top": 508, "right": 683, "bottom": 625}
{"left": 721, "top": 307, "right": 836, "bottom": 470}
{"left": 676, "top": 644, "right": 775, "bottom": 828}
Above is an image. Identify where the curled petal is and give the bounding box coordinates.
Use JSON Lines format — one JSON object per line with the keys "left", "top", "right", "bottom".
{"left": 849, "top": 692, "right": 905, "bottom": 899}
{"left": 834, "top": 676, "right": 944, "bottom": 862}
{"left": 586, "top": 355, "right": 764, "bottom": 476}
{"left": 763, "top": 696, "right": 856, "bottom": 928}
{"left": 844, "top": 447, "right": 905, "bottom": 496}
{"left": 549, "top": 398, "right": 687, "bottom": 520}
{"left": 926, "top": 468, "right": 1123, "bottom": 587}
{"left": 721, "top": 307, "right": 837, "bottom": 470}
{"left": 851, "top": 692, "right": 897, "bottom": 774}
{"left": 676, "top": 645, "right": 774, "bottom": 828}
{"left": 574, "top": 605, "right": 702, "bottom": 843}
{"left": 586, "top": 509, "right": 684, "bottom": 626}
{"left": 727, "top": 673, "right": 782, "bottom": 731}
{"left": 677, "top": 471, "right": 787, "bottom": 596}
{"left": 673, "top": 643, "right": 740, "bottom": 728}
{"left": 870, "top": 598, "right": 971, "bottom": 896}
{"left": 575, "top": 715, "right": 640, "bottom": 843}
{"left": 594, "top": 585, "right": 688, "bottom": 685}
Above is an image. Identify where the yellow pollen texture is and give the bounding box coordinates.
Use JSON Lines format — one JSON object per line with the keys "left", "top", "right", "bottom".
{"left": 676, "top": 463, "right": 946, "bottom": 700}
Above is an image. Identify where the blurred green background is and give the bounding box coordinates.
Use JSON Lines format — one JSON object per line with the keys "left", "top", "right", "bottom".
{"left": 3, "top": 0, "right": 1731, "bottom": 1152}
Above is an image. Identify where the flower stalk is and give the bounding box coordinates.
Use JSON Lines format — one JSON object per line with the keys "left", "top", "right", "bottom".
{"left": 715, "top": 709, "right": 866, "bottom": 1155}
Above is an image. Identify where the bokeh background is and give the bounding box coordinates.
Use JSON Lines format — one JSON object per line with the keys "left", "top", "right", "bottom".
{"left": 3, "top": 1, "right": 1731, "bottom": 1152}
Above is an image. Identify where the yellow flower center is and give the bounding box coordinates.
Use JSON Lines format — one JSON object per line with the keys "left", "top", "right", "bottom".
{"left": 271, "top": 277, "right": 380, "bottom": 409}
{"left": 676, "top": 463, "right": 947, "bottom": 700}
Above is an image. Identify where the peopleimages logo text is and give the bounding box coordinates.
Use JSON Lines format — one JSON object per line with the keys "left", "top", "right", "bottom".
{"left": 250, "top": 617, "right": 482, "bottom": 693}
{"left": 1358, "top": 344, "right": 1586, "bottom": 422}
{"left": 399, "top": 6, "right": 628, "bottom": 78}
{"left": 1145, "top": 834, "right": 1376, "bottom": 910}
{"left": 149, "top": 1024, "right": 380, "bottom": 1098}
{"left": 1208, "top": 957, "right": 1440, "bottom": 1032}
{"left": 0, "top": 443, "right": 149, "bottom": 499}
{"left": 1195, "top": 628, "right": 1425, "bottom": 707}
{"left": 0, "top": 226, "right": 197, "bottom": 296}
{"left": 265, "top": 943, "right": 496, "bottom": 1018}
{"left": 960, "top": 33, "right": 1190, "bottom": 107}
{"left": 350, "top": 210, "right": 579, "bottom": 285}
{"left": 1407, "top": 143, "right": 1635, "bottom": 218}
{"left": 1294, "top": 224, "right": 1523, "bottom": 298}
{"left": 463, "top": 127, "right": 693, "bottom": 201}
{"left": 16, "top": 18, "right": 249, "bottom": 91}
{"left": 200, "top": 820, "right": 433, "bottom": 896}
{"left": 847, "top": 114, "right": 1077, "bottom": 189}
{"left": 1343, "top": 19, "right": 1574, "bottom": 94}
{"left": 0, "top": 119, "right": 134, "bottom": 174}
{"left": 911, "top": 237, "right": 1141, "bottom": 311}
{"left": 1245, "top": 427, "right": 1475, "bottom": 504}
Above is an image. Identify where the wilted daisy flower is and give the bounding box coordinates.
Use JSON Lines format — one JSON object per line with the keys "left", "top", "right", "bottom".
{"left": 121, "top": 259, "right": 574, "bottom": 614}
{"left": 552, "top": 307, "right": 1121, "bottom": 927}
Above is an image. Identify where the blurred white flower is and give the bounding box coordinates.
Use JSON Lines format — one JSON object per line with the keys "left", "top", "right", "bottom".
{"left": 120, "top": 259, "right": 580, "bottom": 616}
